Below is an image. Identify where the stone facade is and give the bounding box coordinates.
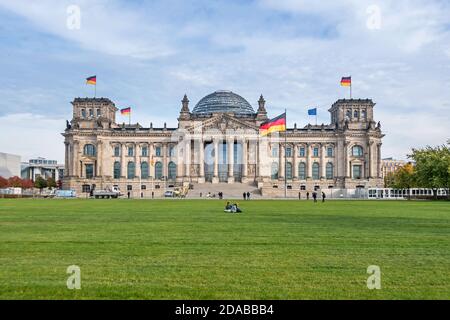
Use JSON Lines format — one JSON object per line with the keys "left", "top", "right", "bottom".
{"left": 62, "top": 91, "right": 384, "bottom": 197}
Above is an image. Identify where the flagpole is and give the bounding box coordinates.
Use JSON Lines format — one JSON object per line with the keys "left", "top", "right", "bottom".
{"left": 284, "top": 109, "right": 287, "bottom": 199}
{"left": 94, "top": 84, "right": 96, "bottom": 98}
{"left": 350, "top": 75, "right": 352, "bottom": 99}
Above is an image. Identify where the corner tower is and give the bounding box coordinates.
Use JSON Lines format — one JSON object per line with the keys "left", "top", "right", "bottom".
{"left": 70, "top": 98, "right": 118, "bottom": 129}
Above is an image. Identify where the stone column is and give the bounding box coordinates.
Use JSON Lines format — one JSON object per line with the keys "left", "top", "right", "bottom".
{"left": 277, "top": 143, "right": 283, "bottom": 179}
{"left": 163, "top": 143, "right": 168, "bottom": 179}
{"left": 255, "top": 140, "right": 260, "bottom": 177}
{"left": 176, "top": 142, "right": 183, "bottom": 179}
{"left": 293, "top": 143, "right": 298, "bottom": 179}
{"left": 345, "top": 142, "right": 351, "bottom": 178}
{"left": 227, "top": 138, "right": 234, "bottom": 183}
{"left": 198, "top": 139, "right": 205, "bottom": 183}
{"left": 185, "top": 140, "right": 191, "bottom": 178}
{"left": 369, "top": 141, "right": 376, "bottom": 178}
{"left": 97, "top": 141, "right": 102, "bottom": 177}
{"left": 242, "top": 138, "right": 248, "bottom": 180}
{"left": 213, "top": 139, "right": 219, "bottom": 183}
{"left": 65, "top": 142, "right": 70, "bottom": 176}
{"left": 135, "top": 143, "right": 140, "bottom": 179}
{"left": 73, "top": 141, "right": 80, "bottom": 177}
{"left": 121, "top": 143, "right": 126, "bottom": 178}
{"left": 321, "top": 143, "right": 326, "bottom": 179}
{"left": 149, "top": 143, "right": 154, "bottom": 179}
{"left": 377, "top": 143, "right": 382, "bottom": 178}
{"left": 306, "top": 143, "right": 312, "bottom": 179}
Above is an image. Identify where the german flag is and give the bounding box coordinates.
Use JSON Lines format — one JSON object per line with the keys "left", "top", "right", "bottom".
{"left": 120, "top": 107, "right": 131, "bottom": 115}
{"left": 86, "top": 75, "right": 96, "bottom": 85}
{"left": 340, "top": 76, "right": 351, "bottom": 87}
{"left": 260, "top": 113, "right": 286, "bottom": 136}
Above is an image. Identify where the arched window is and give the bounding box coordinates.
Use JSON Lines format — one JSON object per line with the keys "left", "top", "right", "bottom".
{"left": 155, "top": 162, "right": 163, "bottom": 179}
{"left": 168, "top": 162, "right": 176, "bottom": 180}
{"left": 346, "top": 109, "right": 351, "bottom": 119}
{"left": 141, "top": 162, "right": 149, "bottom": 179}
{"left": 127, "top": 162, "right": 135, "bottom": 179}
{"left": 326, "top": 163, "right": 334, "bottom": 179}
{"left": 286, "top": 162, "right": 292, "bottom": 179}
{"left": 89, "top": 109, "right": 94, "bottom": 117}
{"left": 312, "top": 162, "right": 320, "bottom": 180}
{"left": 271, "top": 162, "right": 279, "bottom": 180}
{"left": 298, "top": 163, "right": 306, "bottom": 180}
{"left": 81, "top": 109, "right": 86, "bottom": 118}
{"left": 83, "top": 144, "right": 96, "bottom": 156}
{"left": 113, "top": 161, "right": 121, "bottom": 179}
{"left": 352, "top": 145, "right": 363, "bottom": 157}
{"left": 361, "top": 110, "right": 366, "bottom": 120}
{"left": 354, "top": 110, "right": 359, "bottom": 118}
{"left": 96, "top": 109, "right": 101, "bottom": 117}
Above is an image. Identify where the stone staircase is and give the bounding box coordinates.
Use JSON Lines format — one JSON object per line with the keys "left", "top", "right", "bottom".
{"left": 186, "top": 182, "right": 262, "bottom": 199}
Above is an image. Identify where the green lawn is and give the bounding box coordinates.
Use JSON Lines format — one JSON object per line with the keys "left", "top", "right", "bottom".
{"left": 0, "top": 199, "right": 449, "bottom": 299}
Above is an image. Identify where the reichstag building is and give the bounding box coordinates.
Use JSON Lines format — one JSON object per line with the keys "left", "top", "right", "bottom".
{"left": 62, "top": 90, "right": 384, "bottom": 197}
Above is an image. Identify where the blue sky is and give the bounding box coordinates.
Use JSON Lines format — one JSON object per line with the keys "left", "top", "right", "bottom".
{"left": 0, "top": 0, "right": 449, "bottom": 163}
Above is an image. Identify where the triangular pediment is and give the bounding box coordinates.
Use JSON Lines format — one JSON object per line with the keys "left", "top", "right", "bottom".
{"left": 187, "top": 114, "right": 259, "bottom": 133}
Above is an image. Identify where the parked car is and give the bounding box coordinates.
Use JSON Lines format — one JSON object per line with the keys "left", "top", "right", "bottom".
{"left": 164, "top": 190, "right": 175, "bottom": 197}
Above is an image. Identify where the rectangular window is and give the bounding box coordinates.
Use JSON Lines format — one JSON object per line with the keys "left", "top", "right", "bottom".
{"left": 127, "top": 185, "right": 132, "bottom": 191}
{"left": 285, "top": 147, "right": 292, "bottom": 157}
{"left": 114, "top": 146, "right": 120, "bottom": 157}
{"left": 313, "top": 147, "right": 319, "bottom": 157}
{"left": 141, "top": 185, "right": 146, "bottom": 190}
{"left": 82, "top": 184, "right": 91, "bottom": 193}
{"left": 353, "top": 165, "right": 362, "bottom": 179}
{"left": 128, "top": 146, "right": 134, "bottom": 156}
{"left": 85, "top": 164, "right": 94, "bottom": 179}
{"left": 155, "top": 146, "right": 161, "bottom": 157}
{"left": 89, "top": 109, "right": 94, "bottom": 117}
{"left": 169, "top": 146, "right": 175, "bottom": 157}
{"left": 327, "top": 147, "right": 333, "bottom": 157}
{"left": 299, "top": 147, "right": 305, "bottom": 157}
{"left": 141, "top": 147, "right": 148, "bottom": 157}
{"left": 272, "top": 146, "right": 278, "bottom": 157}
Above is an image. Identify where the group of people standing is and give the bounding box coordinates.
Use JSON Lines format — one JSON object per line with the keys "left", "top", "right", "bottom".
{"left": 242, "top": 192, "right": 251, "bottom": 200}
{"left": 300, "top": 191, "right": 326, "bottom": 203}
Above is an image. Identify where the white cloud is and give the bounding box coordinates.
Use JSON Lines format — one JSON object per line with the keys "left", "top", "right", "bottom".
{"left": 0, "top": 113, "right": 65, "bottom": 163}
{"left": 0, "top": 0, "right": 174, "bottom": 59}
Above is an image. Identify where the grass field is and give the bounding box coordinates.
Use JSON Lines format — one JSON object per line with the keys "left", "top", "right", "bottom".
{"left": 0, "top": 199, "right": 449, "bottom": 300}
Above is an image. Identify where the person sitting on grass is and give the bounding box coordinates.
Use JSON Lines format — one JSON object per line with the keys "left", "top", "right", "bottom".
{"left": 231, "top": 203, "right": 242, "bottom": 213}
{"left": 224, "top": 202, "right": 232, "bottom": 213}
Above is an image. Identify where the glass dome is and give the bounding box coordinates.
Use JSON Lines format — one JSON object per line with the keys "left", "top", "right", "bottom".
{"left": 192, "top": 90, "right": 255, "bottom": 115}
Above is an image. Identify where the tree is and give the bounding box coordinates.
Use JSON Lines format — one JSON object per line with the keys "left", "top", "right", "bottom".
{"left": 21, "top": 179, "right": 34, "bottom": 189}
{"left": 392, "top": 163, "right": 416, "bottom": 189}
{"left": 46, "top": 177, "right": 57, "bottom": 189}
{"left": 34, "top": 176, "right": 47, "bottom": 192}
{"left": 8, "top": 176, "right": 23, "bottom": 188}
{"left": 384, "top": 172, "right": 395, "bottom": 188}
{"left": 0, "top": 176, "right": 8, "bottom": 188}
{"left": 409, "top": 144, "right": 450, "bottom": 199}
